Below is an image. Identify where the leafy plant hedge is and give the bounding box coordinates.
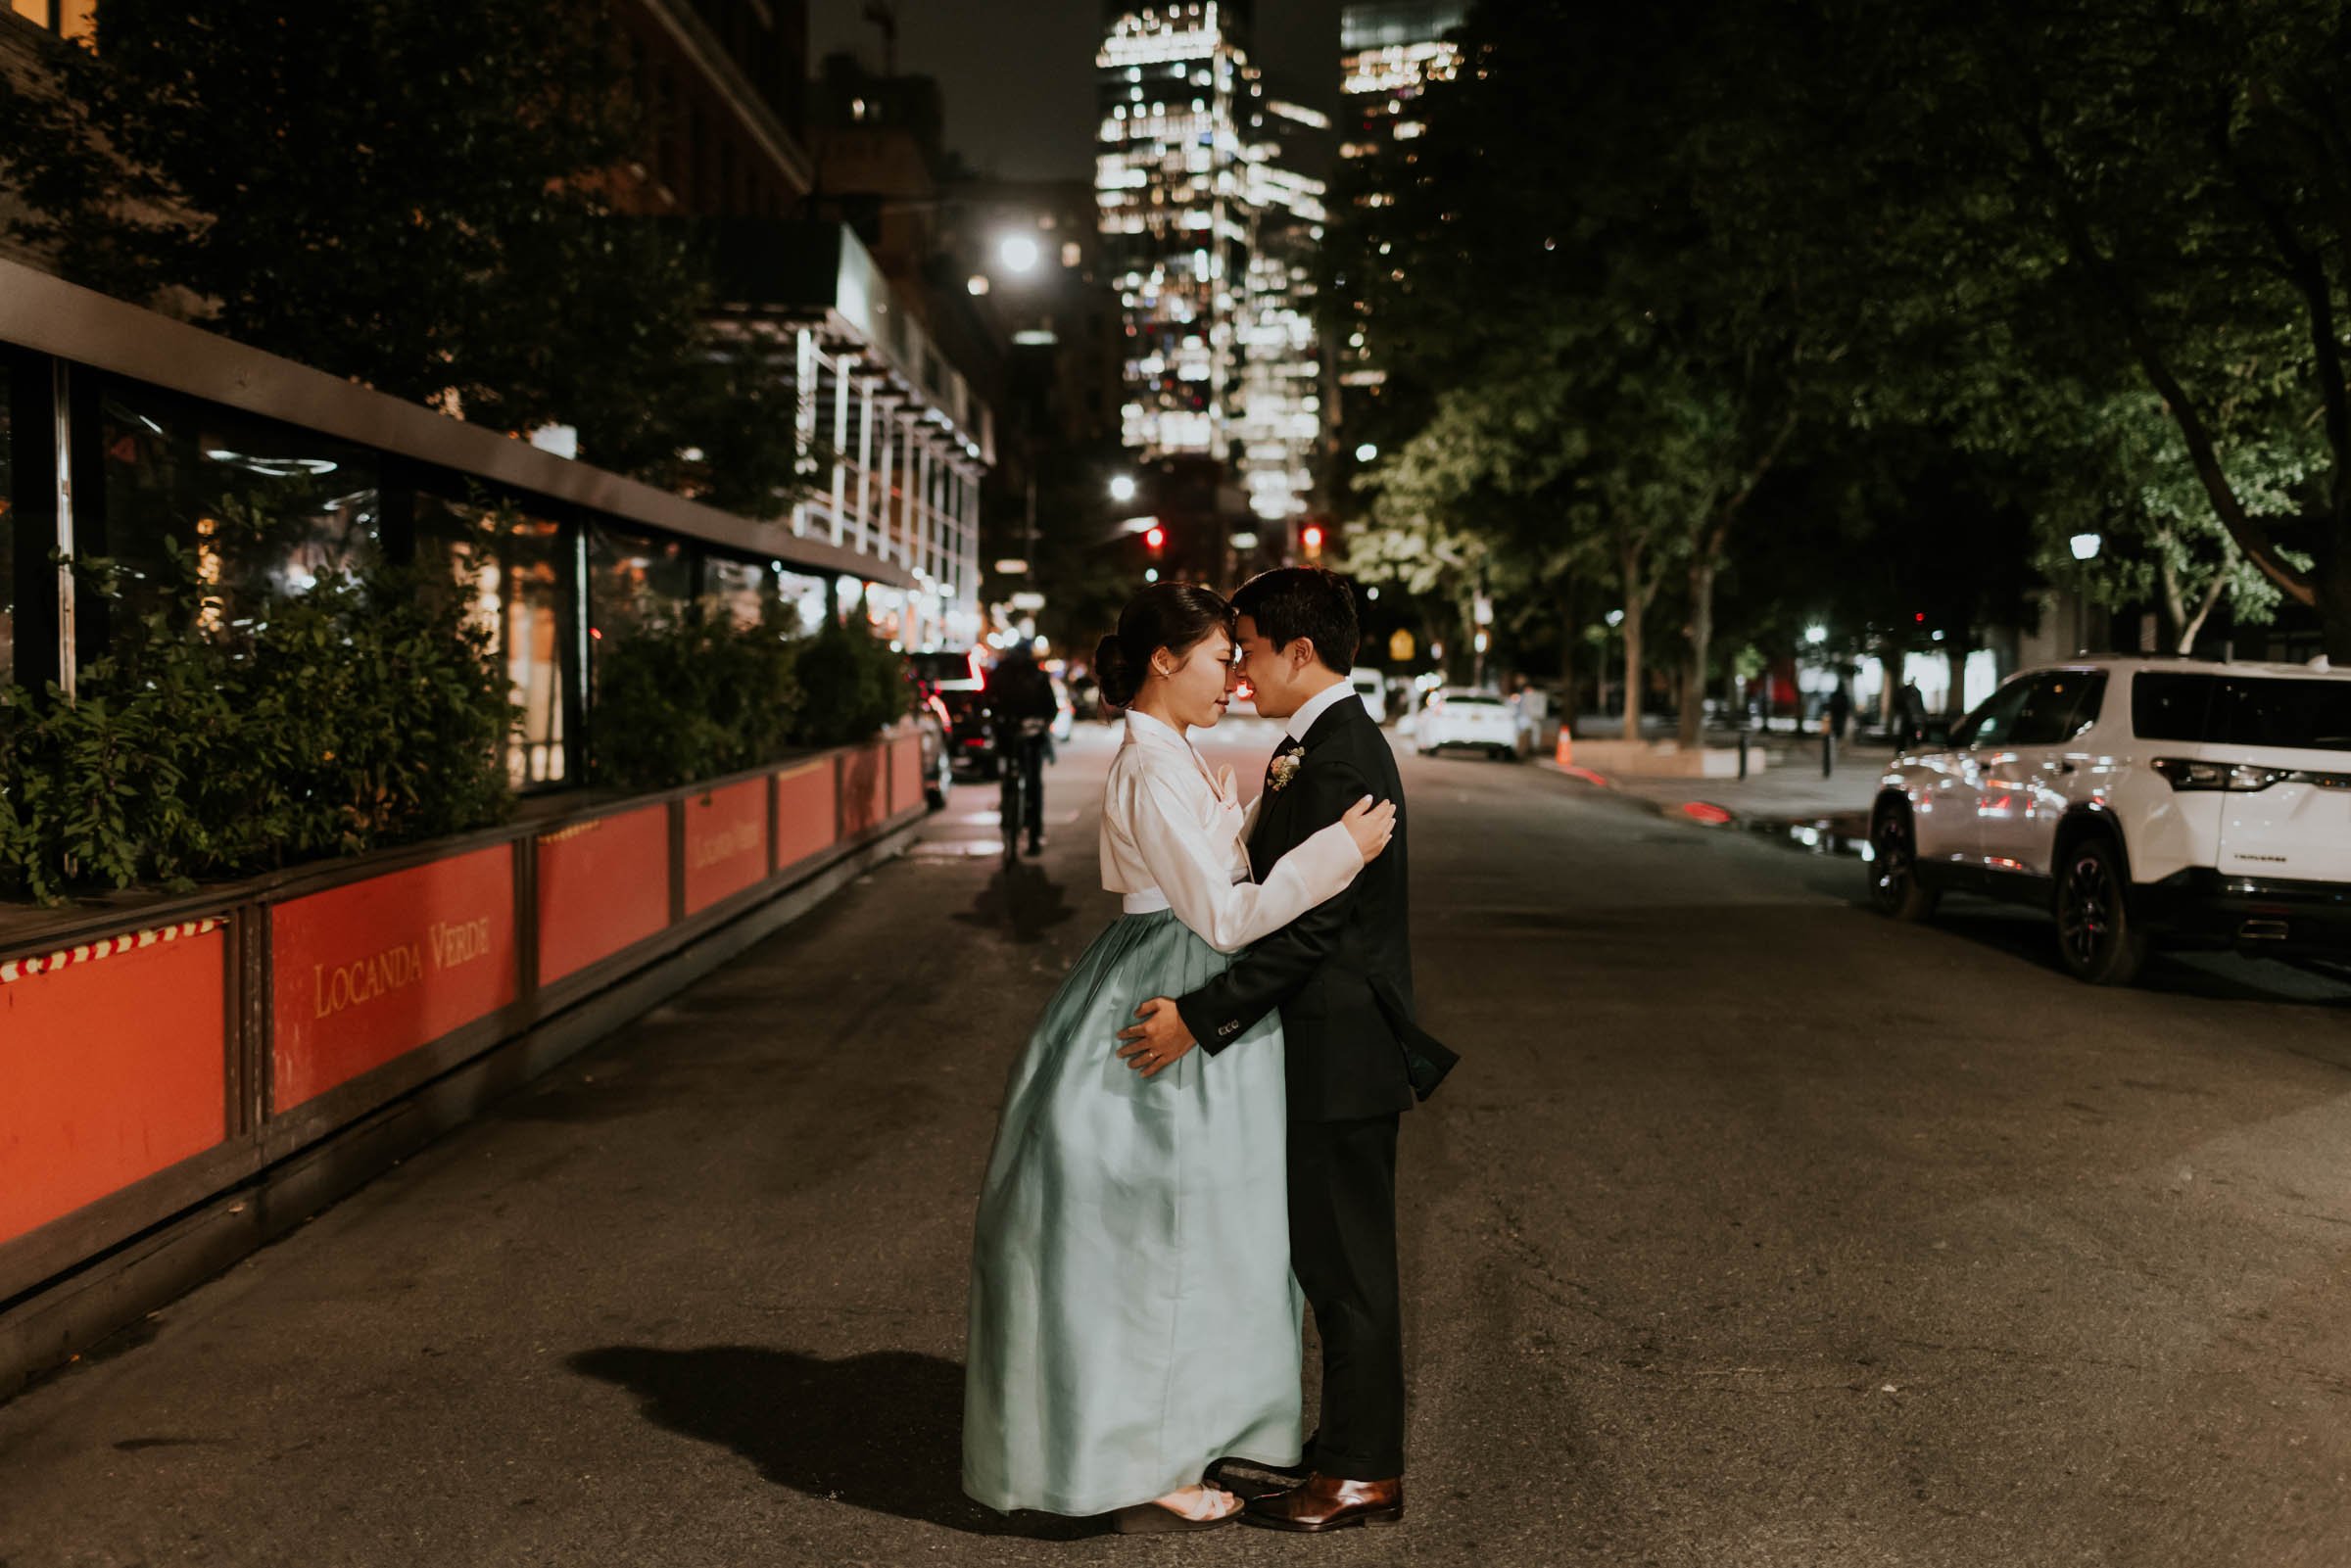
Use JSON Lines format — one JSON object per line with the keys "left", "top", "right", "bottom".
{"left": 0, "top": 531, "right": 918, "bottom": 905}
{"left": 588, "top": 604, "right": 910, "bottom": 791}
{"left": 0, "top": 542, "right": 514, "bottom": 905}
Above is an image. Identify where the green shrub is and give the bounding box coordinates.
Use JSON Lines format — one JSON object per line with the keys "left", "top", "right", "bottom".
{"left": 589, "top": 605, "right": 803, "bottom": 790}
{"left": 790, "top": 615, "right": 909, "bottom": 749}
{"left": 0, "top": 536, "right": 515, "bottom": 905}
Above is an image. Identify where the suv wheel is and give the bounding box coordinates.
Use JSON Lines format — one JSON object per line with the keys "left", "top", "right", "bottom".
{"left": 1868, "top": 802, "right": 1940, "bottom": 922}
{"left": 2055, "top": 834, "right": 2150, "bottom": 986}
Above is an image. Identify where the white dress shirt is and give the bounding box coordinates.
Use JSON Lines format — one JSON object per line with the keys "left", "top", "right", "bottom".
{"left": 1284, "top": 679, "right": 1359, "bottom": 741}
{"left": 1099, "top": 708, "right": 1364, "bottom": 954}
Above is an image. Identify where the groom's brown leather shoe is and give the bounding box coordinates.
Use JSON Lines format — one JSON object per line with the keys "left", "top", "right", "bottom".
{"left": 1241, "top": 1473, "right": 1404, "bottom": 1532}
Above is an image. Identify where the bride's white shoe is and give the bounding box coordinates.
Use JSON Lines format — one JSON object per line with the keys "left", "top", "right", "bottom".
{"left": 1110, "top": 1483, "right": 1244, "bottom": 1534}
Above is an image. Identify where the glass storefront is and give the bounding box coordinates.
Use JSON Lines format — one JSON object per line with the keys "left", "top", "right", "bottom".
{"left": 416, "top": 491, "right": 573, "bottom": 789}
{"left": 99, "top": 383, "right": 380, "bottom": 637}
{"left": 11, "top": 0, "right": 96, "bottom": 38}
{"left": 702, "top": 555, "right": 772, "bottom": 634}
{"left": 0, "top": 363, "right": 13, "bottom": 688}
{"left": 703, "top": 555, "right": 830, "bottom": 637}
{"left": 588, "top": 523, "right": 692, "bottom": 643}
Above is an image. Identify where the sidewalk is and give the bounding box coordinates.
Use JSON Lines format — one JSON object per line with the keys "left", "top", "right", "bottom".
{"left": 1540, "top": 734, "right": 1892, "bottom": 835}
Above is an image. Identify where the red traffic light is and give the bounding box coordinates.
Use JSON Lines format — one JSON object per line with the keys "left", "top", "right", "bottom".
{"left": 1301, "top": 523, "right": 1324, "bottom": 552}
{"left": 1144, "top": 525, "right": 1166, "bottom": 550}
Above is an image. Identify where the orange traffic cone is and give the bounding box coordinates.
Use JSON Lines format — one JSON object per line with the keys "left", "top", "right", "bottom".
{"left": 1554, "top": 725, "right": 1573, "bottom": 768}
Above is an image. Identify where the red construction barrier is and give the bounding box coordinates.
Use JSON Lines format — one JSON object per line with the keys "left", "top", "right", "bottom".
{"left": 774, "top": 757, "right": 838, "bottom": 872}
{"left": 0, "top": 922, "right": 228, "bottom": 1246}
{"left": 537, "top": 805, "right": 670, "bottom": 985}
{"left": 888, "top": 731, "right": 926, "bottom": 818}
{"left": 840, "top": 741, "right": 888, "bottom": 838}
{"left": 271, "top": 845, "right": 519, "bottom": 1111}
{"left": 682, "top": 778, "right": 769, "bottom": 916}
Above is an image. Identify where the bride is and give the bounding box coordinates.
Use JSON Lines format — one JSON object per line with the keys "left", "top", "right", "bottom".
{"left": 962, "top": 582, "right": 1394, "bottom": 1535}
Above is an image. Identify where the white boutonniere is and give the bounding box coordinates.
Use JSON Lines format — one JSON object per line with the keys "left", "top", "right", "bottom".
{"left": 1269, "top": 751, "right": 1304, "bottom": 793}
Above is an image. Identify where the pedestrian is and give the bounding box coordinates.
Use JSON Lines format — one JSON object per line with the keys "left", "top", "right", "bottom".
{"left": 1895, "top": 680, "right": 1929, "bottom": 746}
{"left": 1116, "top": 567, "right": 1458, "bottom": 1532}
{"left": 962, "top": 580, "right": 1414, "bottom": 1534}
{"left": 984, "top": 640, "right": 1057, "bottom": 856}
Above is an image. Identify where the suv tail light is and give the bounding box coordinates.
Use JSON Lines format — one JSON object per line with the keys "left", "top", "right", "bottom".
{"left": 2152, "top": 758, "right": 2351, "bottom": 791}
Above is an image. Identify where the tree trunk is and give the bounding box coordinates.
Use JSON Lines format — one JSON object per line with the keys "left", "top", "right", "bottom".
{"left": 2178, "top": 562, "right": 2230, "bottom": 655}
{"left": 1619, "top": 540, "right": 1645, "bottom": 741}
{"left": 1679, "top": 550, "right": 1717, "bottom": 750}
{"left": 2155, "top": 548, "right": 2188, "bottom": 652}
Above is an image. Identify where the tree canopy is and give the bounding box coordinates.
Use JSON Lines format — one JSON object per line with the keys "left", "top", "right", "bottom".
{"left": 1325, "top": 0, "right": 2351, "bottom": 723}
{"left": 0, "top": 0, "right": 801, "bottom": 516}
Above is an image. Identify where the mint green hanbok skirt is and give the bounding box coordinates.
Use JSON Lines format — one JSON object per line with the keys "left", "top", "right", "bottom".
{"left": 963, "top": 908, "right": 1303, "bottom": 1517}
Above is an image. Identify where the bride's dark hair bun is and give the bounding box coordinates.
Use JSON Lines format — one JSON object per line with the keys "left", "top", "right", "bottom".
{"left": 1091, "top": 582, "right": 1234, "bottom": 710}
{"left": 1093, "top": 632, "right": 1135, "bottom": 708}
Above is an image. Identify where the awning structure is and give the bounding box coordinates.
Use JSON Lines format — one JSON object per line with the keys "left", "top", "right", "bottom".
{"left": 707, "top": 220, "right": 991, "bottom": 648}
{"left": 0, "top": 257, "right": 917, "bottom": 592}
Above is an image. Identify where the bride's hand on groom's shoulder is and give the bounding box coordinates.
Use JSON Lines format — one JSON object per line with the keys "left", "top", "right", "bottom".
{"left": 1341, "top": 796, "right": 1396, "bottom": 864}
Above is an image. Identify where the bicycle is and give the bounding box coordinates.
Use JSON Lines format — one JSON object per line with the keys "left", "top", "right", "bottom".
{"left": 996, "top": 717, "right": 1048, "bottom": 869}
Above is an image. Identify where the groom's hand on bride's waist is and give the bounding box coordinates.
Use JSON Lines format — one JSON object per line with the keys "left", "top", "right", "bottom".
{"left": 1114, "top": 998, "right": 1197, "bottom": 1077}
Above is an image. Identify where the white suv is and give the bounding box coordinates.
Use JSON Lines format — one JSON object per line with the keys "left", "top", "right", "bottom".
{"left": 1867, "top": 658, "right": 2351, "bottom": 984}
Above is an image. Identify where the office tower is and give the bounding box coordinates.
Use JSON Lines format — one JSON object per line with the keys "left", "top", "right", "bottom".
{"left": 1095, "top": 3, "right": 1257, "bottom": 460}
{"left": 1236, "top": 94, "right": 1329, "bottom": 536}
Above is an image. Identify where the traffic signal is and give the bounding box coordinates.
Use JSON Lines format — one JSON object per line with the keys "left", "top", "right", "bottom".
{"left": 1300, "top": 522, "right": 1324, "bottom": 558}
{"left": 1145, "top": 525, "right": 1166, "bottom": 554}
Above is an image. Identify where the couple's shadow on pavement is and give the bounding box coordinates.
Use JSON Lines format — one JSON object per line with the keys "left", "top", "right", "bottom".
{"left": 568, "top": 1346, "right": 1098, "bottom": 1539}
{"left": 954, "top": 857, "right": 1078, "bottom": 945}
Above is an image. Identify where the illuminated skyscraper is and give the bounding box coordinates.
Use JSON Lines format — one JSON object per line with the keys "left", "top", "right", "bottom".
{"left": 1235, "top": 95, "right": 1329, "bottom": 532}
{"left": 1334, "top": 1, "right": 1465, "bottom": 407}
{"left": 1339, "top": 0, "right": 1467, "bottom": 161}
{"left": 1095, "top": 3, "right": 1256, "bottom": 460}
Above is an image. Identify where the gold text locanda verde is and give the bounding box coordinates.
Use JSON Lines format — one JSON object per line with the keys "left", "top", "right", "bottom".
{"left": 313, "top": 918, "right": 495, "bottom": 1020}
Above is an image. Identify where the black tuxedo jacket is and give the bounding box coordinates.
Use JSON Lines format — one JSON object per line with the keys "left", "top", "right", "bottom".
{"left": 1175, "top": 692, "right": 1458, "bottom": 1122}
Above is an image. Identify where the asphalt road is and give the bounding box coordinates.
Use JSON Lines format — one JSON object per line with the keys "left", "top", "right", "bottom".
{"left": 5, "top": 714, "right": 2351, "bottom": 1567}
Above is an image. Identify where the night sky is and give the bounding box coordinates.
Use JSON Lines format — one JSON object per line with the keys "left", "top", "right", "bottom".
{"left": 806, "top": 1, "right": 1349, "bottom": 180}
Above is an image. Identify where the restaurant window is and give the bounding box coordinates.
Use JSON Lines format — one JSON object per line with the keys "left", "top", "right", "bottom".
{"left": 702, "top": 555, "right": 769, "bottom": 633}
{"left": 98, "top": 382, "right": 380, "bottom": 641}
{"left": 704, "top": 556, "right": 827, "bottom": 639}
{"left": 416, "top": 491, "right": 573, "bottom": 789}
{"left": 589, "top": 522, "right": 691, "bottom": 643}
{"left": 0, "top": 363, "right": 13, "bottom": 687}
{"left": 11, "top": 0, "right": 95, "bottom": 39}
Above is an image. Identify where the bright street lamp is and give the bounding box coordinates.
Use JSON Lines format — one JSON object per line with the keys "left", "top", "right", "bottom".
{"left": 1355, "top": 442, "right": 1378, "bottom": 462}
{"left": 1109, "top": 473, "right": 1138, "bottom": 502}
{"left": 997, "top": 233, "right": 1041, "bottom": 274}
{"left": 1804, "top": 623, "right": 1828, "bottom": 645}
{"left": 2069, "top": 533, "right": 2103, "bottom": 652}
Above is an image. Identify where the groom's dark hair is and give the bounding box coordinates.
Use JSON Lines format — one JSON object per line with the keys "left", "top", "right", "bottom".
{"left": 1230, "top": 566, "right": 1360, "bottom": 675}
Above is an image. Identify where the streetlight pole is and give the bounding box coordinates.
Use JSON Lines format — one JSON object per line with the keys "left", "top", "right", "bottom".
{"left": 2069, "top": 532, "right": 2102, "bottom": 653}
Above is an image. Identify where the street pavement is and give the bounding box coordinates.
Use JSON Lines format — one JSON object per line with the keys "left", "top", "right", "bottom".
{"left": 5, "top": 714, "right": 2351, "bottom": 1566}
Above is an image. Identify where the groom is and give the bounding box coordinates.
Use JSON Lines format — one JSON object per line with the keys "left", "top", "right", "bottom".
{"left": 1116, "top": 565, "right": 1457, "bottom": 1532}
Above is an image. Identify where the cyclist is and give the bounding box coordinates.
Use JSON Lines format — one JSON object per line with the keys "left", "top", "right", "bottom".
{"left": 987, "top": 639, "right": 1059, "bottom": 857}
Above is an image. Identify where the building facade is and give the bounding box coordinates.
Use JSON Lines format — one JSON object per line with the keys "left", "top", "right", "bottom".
{"left": 0, "top": 0, "right": 987, "bottom": 725}
{"left": 1095, "top": 1, "right": 1258, "bottom": 461}
{"left": 1235, "top": 93, "right": 1329, "bottom": 543}
{"left": 1095, "top": 2, "right": 1329, "bottom": 575}
{"left": 1332, "top": 2, "right": 1465, "bottom": 428}
{"left": 1338, "top": 0, "right": 1467, "bottom": 160}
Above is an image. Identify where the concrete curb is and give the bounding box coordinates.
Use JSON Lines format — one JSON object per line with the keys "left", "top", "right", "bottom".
{"left": 1532, "top": 754, "right": 1873, "bottom": 857}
